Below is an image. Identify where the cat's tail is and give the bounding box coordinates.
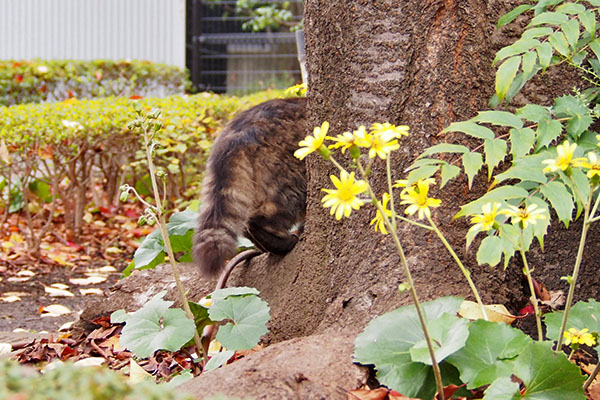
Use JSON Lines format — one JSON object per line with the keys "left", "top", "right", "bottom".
{"left": 193, "top": 220, "right": 238, "bottom": 276}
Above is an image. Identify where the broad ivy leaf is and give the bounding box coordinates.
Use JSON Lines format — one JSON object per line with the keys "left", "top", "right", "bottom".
{"left": 497, "top": 4, "right": 533, "bottom": 28}
{"left": 462, "top": 152, "right": 484, "bottom": 189}
{"left": 110, "top": 309, "right": 129, "bottom": 324}
{"left": 477, "top": 236, "right": 503, "bottom": 266}
{"left": 544, "top": 299, "right": 600, "bottom": 343}
{"left": 354, "top": 297, "right": 464, "bottom": 399}
{"left": 188, "top": 301, "right": 212, "bottom": 332}
{"left": 409, "top": 313, "right": 469, "bottom": 365}
{"left": 170, "top": 231, "right": 193, "bottom": 253}
{"left": 133, "top": 229, "right": 165, "bottom": 270}
{"left": 539, "top": 181, "right": 574, "bottom": 225}
{"left": 484, "top": 376, "right": 521, "bottom": 399}
{"left": 120, "top": 291, "right": 196, "bottom": 358}
{"left": 513, "top": 341, "right": 586, "bottom": 399}
{"left": 440, "top": 163, "right": 461, "bottom": 188}
{"left": 166, "top": 209, "right": 198, "bottom": 235}
{"left": 509, "top": 127, "right": 536, "bottom": 158}
{"left": 484, "top": 138, "right": 508, "bottom": 179}
{"left": 473, "top": 111, "right": 523, "bottom": 129}
{"left": 210, "top": 294, "right": 270, "bottom": 351}
{"left": 211, "top": 286, "right": 260, "bottom": 301}
{"left": 496, "top": 56, "right": 521, "bottom": 102}
{"left": 447, "top": 320, "right": 532, "bottom": 389}
{"left": 204, "top": 350, "right": 235, "bottom": 372}
{"left": 456, "top": 186, "right": 529, "bottom": 218}
{"left": 442, "top": 120, "right": 495, "bottom": 140}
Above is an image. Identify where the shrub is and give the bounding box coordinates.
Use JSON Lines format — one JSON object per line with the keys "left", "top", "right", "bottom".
{"left": 0, "top": 59, "right": 190, "bottom": 106}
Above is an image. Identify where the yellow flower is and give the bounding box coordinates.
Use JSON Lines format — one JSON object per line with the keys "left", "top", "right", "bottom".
{"left": 400, "top": 179, "right": 441, "bottom": 219}
{"left": 469, "top": 202, "right": 501, "bottom": 232}
{"left": 321, "top": 170, "right": 368, "bottom": 220}
{"left": 577, "top": 152, "right": 600, "bottom": 179}
{"left": 328, "top": 131, "right": 356, "bottom": 154}
{"left": 500, "top": 203, "right": 546, "bottom": 229}
{"left": 542, "top": 141, "right": 585, "bottom": 173}
{"left": 285, "top": 82, "right": 307, "bottom": 96}
{"left": 369, "top": 122, "right": 409, "bottom": 142}
{"left": 393, "top": 178, "right": 436, "bottom": 191}
{"left": 370, "top": 193, "right": 392, "bottom": 235}
{"left": 295, "top": 121, "right": 329, "bottom": 160}
{"left": 353, "top": 125, "right": 399, "bottom": 159}
{"left": 564, "top": 328, "right": 596, "bottom": 347}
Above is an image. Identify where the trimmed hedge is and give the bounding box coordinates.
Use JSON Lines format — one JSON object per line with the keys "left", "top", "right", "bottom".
{"left": 0, "top": 89, "right": 289, "bottom": 249}
{"left": 0, "top": 59, "right": 190, "bottom": 106}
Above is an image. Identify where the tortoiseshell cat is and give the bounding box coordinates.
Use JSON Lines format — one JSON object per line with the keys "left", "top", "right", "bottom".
{"left": 193, "top": 97, "right": 307, "bottom": 275}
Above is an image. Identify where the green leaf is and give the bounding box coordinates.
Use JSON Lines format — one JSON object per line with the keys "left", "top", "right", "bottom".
{"left": 540, "top": 181, "right": 574, "bottom": 224}
{"left": 548, "top": 31, "right": 570, "bottom": 57}
{"left": 420, "top": 143, "right": 470, "bottom": 157}
{"left": 537, "top": 41, "right": 554, "bottom": 70}
{"left": 166, "top": 209, "right": 198, "bottom": 236}
{"left": 133, "top": 229, "right": 165, "bottom": 270}
{"left": 169, "top": 231, "right": 193, "bottom": 254}
{"left": 120, "top": 291, "right": 196, "bottom": 358}
{"left": 473, "top": 110, "right": 523, "bottom": 128}
{"left": 513, "top": 341, "right": 586, "bottom": 399}
{"left": 440, "top": 163, "right": 461, "bottom": 188}
{"left": 499, "top": 226, "right": 519, "bottom": 268}
{"left": 522, "top": 27, "right": 553, "bottom": 39}
{"left": 544, "top": 299, "right": 600, "bottom": 343}
{"left": 442, "top": 120, "right": 495, "bottom": 140}
{"left": 447, "top": 320, "right": 532, "bottom": 389}
{"left": 536, "top": 118, "right": 563, "bottom": 149}
{"left": 187, "top": 301, "right": 212, "bottom": 332}
{"left": 528, "top": 11, "right": 569, "bottom": 27}
{"left": 509, "top": 128, "right": 536, "bottom": 158}
{"left": 409, "top": 313, "right": 469, "bottom": 365}
{"left": 484, "top": 138, "right": 508, "bottom": 179}
{"left": 210, "top": 286, "right": 261, "bottom": 300}
{"left": 521, "top": 50, "right": 538, "bottom": 75}
{"left": 110, "top": 309, "right": 129, "bottom": 324}
{"left": 495, "top": 56, "right": 521, "bottom": 102}
{"left": 516, "top": 104, "right": 550, "bottom": 123}
{"left": 495, "top": 164, "right": 548, "bottom": 184}
{"left": 210, "top": 294, "right": 270, "bottom": 351}
{"left": 28, "top": 179, "right": 53, "bottom": 203}
{"left": 589, "top": 38, "right": 600, "bottom": 61}
{"left": 354, "top": 297, "right": 464, "bottom": 399}
{"left": 494, "top": 39, "right": 540, "bottom": 65}
{"left": 554, "top": 95, "right": 593, "bottom": 138}
{"left": 477, "top": 236, "right": 503, "bottom": 267}
{"left": 406, "top": 165, "right": 440, "bottom": 186}
{"left": 456, "top": 186, "right": 529, "bottom": 218}
{"left": 462, "top": 152, "right": 484, "bottom": 189}
{"left": 561, "top": 19, "right": 580, "bottom": 50}
{"left": 485, "top": 376, "right": 521, "bottom": 399}
{"left": 498, "top": 4, "right": 533, "bottom": 27}
{"left": 204, "top": 350, "right": 235, "bottom": 372}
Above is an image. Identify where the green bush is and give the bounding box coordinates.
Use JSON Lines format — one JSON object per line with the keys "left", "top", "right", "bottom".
{"left": 0, "top": 89, "right": 288, "bottom": 250}
{"left": 0, "top": 359, "right": 192, "bottom": 400}
{"left": 0, "top": 59, "right": 190, "bottom": 106}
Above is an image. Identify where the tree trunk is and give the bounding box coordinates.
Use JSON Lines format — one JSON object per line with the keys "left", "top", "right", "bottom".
{"left": 228, "top": 0, "right": 600, "bottom": 343}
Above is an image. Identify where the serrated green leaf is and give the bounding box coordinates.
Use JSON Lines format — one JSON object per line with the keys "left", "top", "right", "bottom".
{"left": 440, "top": 163, "right": 461, "bottom": 188}
{"left": 456, "top": 186, "right": 529, "bottom": 218}
{"left": 210, "top": 295, "right": 270, "bottom": 351}
{"left": 548, "top": 31, "right": 570, "bottom": 56}
{"left": 578, "top": 10, "right": 596, "bottom": 36}
{"left": 496, "top": 56, "right": 521, "bottom": 102}
{"left": 513, "top": 341, "right": 586, "bottom": 399}
{"left": 500, "top": 233, "right": 518, "bottom": 269}
{"left": 406, "top": 165, "right": 441, "bottom": 186}
{"left": 540, "top": 181, "right": 574, "bottom": 224}
{"left": 447, "top": 320, "right": 531, "bottom": 389}
{"left": 420, "top": 143, "right": 470, "bottom": 157}
{"left": 498, "top": 4, "right": 533, "bottom": 27}
{"left": 120, "top": 291, "right": 196, "bottom": 358}
{"left": 442, "top": 120, "right": 495, "bottom": 140}
{"left": 409, "top": 313, "right": 469, "bottom": 365}
{"left": 462, "top": 152, "right": 484, "bottom": 189}
{"left": 473, "top": 110, "right": 523, "bottom": 128}
{"left": 496, "top": 164, "right": 548, "bottom": 184}
{"left": 354, "top": 297, "right": 464, "bottom": 399}
{"left": 528, "top": 11, "right": 569, "bottom": 27}
{"left": 554, "top": 95, "right": 593, "bottom": 138}
{"left": 528, "top": 196, "right": 550, "bottom": 250}
{"left": 544, "top": 299, "right": 600, "bottom": 343}
{"left": 494, "top": 39, "right": 540, "bottom": 65}
{"left": 477, "top": 236, "right": 503, "bottom": 266}
{"left": 517, "top": 104, "right": 550, "bottom": 123}
{"left": 204, "top": 350, "right": 235, "bottom": 372}
{"left": 211, "top": 286, "right": 260, "bottom": 301}
{"left": 484, "top": 138, "right": 508, "bottom": 179}
{"left": 536, "top": 118, "right": 563, "bottom": 149}
{"left": 537, "top": 41, "right": 554, "bottom": 70}
{"left": 509, "top": 128, "right": 536, "bottom": 158}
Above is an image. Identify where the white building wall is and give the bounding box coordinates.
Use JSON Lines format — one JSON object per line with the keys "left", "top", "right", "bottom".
{"left": 0, "top": 0, "right": 186, "bottom": 68}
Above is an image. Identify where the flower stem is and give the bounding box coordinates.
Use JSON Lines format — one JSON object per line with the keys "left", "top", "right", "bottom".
{"left": 426, "top": 215, "right": 487, "bottom": 321}
{"left": 519, "top": 229, "right": 543, "bottom": 341}
{"left": 555, "top": 188, "right": 593, "bottom": 353}
{"left": 357, "top": 160, "right": 445, "bottom": 400}
{"left": 142, "top": 120, "right": 205, "bottom": 362}
{"left": 584, "top": 360, "right": 600, "bottom": 391}
{"left": 386, "top": 156, "right": 398, "bottom": 231}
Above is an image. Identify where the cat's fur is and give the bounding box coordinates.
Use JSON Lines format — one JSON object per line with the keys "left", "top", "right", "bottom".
{"left": 193, "top": 97, "right": 307, "bottom": 275}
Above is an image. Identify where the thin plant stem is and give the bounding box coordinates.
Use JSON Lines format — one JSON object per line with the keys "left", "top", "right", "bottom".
{"left": 141, "top": 118, "right": 206, "bottom": 362}
{"left": 356, "top": 159, "right": 445, "bottom": 400}
{"left": 555, "top": 188, "right": 593, "bottom": 353}
{"left": 426, "top": 215, "right": 488, "bottom": 321}
{"left": 386, "top": 156, "right": 398, "bottom": 231}
{"left": 584, "top": 359, "right": 600, "bottom": 391}
{"left": 519, "top": 229, "right": 543, "bottom": 341}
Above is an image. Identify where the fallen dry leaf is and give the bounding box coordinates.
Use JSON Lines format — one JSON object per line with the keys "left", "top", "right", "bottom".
{"left": 459, "top": 301, "right": 516, "bottom": 324}
{"left": 70, "top": 275, "right": 107, "bottom": 285}
{"left": 40, "top": 304, "right": 72, "bottom": 317}
{"left": 74, "top": 357, "right": 105, "bottom": 367}
{"left": 44, "top": 285, "right": 75, "bottom": 297}
{"left": 79, "top": 288, "right": 104, "bottom": 296}
{"left": 58, "top": 321, "right": 75, "bottom": 331}
{"left": 17, "top": 270, "right": 35, "bottom": 277}
{"left": 1, "top": 294, "right": 21, "bottom": 303}
{"left": 129, "top": 359, "right": 153, "bottom": 384}
{"left": 0, "top": 342, "right": 12, "bottom": 355}
{"left": 541, "top": 290, "right": 565, "bottom": 310}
